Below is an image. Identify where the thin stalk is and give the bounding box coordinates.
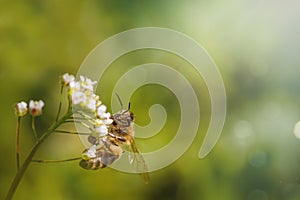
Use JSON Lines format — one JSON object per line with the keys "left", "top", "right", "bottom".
{"left": 62, "top": 120, "right": 91, "bottom": 125}
{"left": 77, "top": 111, "right": 96, "bottom": 123}
{"left": 32, "top": 157, "right": 81, "bottom": 163}
{"left": 55, "top": 84, "right": 64, "bottom": 122}
{"left": 31, "top": 116, "right": 38, "bottom": 140}
{"left": 5, "top": 111, "right": 73, "bottom": 200}
{"left": 16, "top": 117, "right": 21, "bottom": 171}
{"left": 54, "top": 130, "right": 90, "bottom": 135}
{"left": 62, "top": 120, "right": 77, "bottom": 123}
{"left": 68, "top": 116, "right": 87, "bottom": 120}
{"left": 61, "top": 120, "right": 93, "bottom": 131}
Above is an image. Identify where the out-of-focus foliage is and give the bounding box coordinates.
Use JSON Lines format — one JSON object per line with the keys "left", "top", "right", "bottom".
{"left": 1, "top": 0, "right": 300, "bottom": 199}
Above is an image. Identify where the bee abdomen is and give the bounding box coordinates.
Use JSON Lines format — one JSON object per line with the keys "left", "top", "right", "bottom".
{"left": 79, "top": 159, "right": 106, "bottom": 170}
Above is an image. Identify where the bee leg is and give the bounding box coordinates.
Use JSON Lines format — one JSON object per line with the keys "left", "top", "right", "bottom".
{"left": 117, "top": 136, "right": 126, "bottom": 142}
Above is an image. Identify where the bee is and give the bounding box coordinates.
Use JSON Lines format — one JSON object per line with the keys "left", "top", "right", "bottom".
{"left": 80, "top": 96, "right": 150, "bottom": 183}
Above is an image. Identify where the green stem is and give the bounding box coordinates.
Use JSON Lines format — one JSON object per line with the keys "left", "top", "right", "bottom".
{"left": 5, "top": 111, "right": 73, "bottom": 200}
{"left": 32, "top": 116, "right": 38, "bottom": 140}
{"left": 61, "top": 119, "right": 93, "bottom": 131}
{"left": 54, "top": 130, "right": 90, "bottom": 135}
{"left": 16, "top": 117, "right": 21, "bottom": 171}
{"left": 32, "top": 157, "right": 81, "bottom": 163}
{"left": 55, "top": 84, "right": 64, "bottom": 122}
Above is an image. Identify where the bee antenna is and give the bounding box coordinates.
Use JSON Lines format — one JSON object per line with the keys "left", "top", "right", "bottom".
{"left": 128, "top": 102, "right": 131, "bottom": 110}
{"left": 115, "top": 93, "right": 123, "bottom": 109}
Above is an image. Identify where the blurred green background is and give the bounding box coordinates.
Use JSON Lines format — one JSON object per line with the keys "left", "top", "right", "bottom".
{"left": 1, "top": 0, "right": 300, "bottom": 199}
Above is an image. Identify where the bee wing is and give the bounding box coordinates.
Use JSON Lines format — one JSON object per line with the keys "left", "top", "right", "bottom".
{"left": 128, "top": 137, "right": 150, "bottom": 184}
{"left": 80, "top": 139, "right": 122, "bottom": 170}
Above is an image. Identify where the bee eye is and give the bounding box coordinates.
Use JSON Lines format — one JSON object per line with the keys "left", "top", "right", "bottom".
{"left": 130, "top": 113, "right": 134, "bottom": 120}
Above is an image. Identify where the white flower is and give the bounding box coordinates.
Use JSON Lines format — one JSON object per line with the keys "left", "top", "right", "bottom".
{"left": 102, "top": 116, "right": 113, "bottom": 125}
{"left": 79, "top": 76, "right": 97, "bottom": 92}
{"left": 86, "top": 98, "right": 96, "bottom": 112}
{"left": 29, "top": 100, "right": 45, "bottom": 116}
{"left": 95, "top": 125, "right": 108, "bottom": 136}
{"left": 85, "top": 145, "right": 97, "bottom": 158}
{"left": 69, "top": 81, "right": 80, "bottom": 91}
{"left": 15, "top": 101, "right": 28, "bottom": 117}
{"left": 102, "top": 112, "right": 111, "bottom": 119}
{"left": 97, "top": 105, "right": 107, "bottom": 118}
{"left": 67, "top": 75, "right": 101, "bottom": 112}
{"left": 71, "top": 91, "right": 86, "bottom": 105}
{"left": 95, "top": 119, "right": 109, "bottom": 136}
{"left": 96, "top": 105, "right": 112, "bottom": 125}
{"left": 102, "top": 113, "right": 113, "bottom": 125}
{"left": 61, "top": 73, "right": 75, "bottom": 85}
{"left": 97, "top": 105, "right": 112, "bottom": 124}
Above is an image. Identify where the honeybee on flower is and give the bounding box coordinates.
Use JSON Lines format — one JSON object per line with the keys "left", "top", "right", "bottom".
{"left": 8, "top": 73, "right": 149, "bottom": 200}
{"left": 80, "top": 95, "right": 150, "bottom": 183}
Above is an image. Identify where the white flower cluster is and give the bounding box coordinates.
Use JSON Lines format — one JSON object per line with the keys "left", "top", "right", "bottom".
{"left": 62, "top": 73, "right": 98, "bottom": 112}
{"left": 62, "top": 73, "right": 113, "bottom": 158}
{"left": 95, "top": 105, "right": 113, "bottom": 135}
{"left": 15, "top": 73, "right": 114, "bottom": 161}
{"left": 15, "top": 100, "right": 45, "bottom": 117}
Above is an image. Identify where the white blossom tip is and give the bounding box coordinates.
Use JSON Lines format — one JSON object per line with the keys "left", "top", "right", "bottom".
{"left": 15, "top": 101, "right": 28, "bottom": 117}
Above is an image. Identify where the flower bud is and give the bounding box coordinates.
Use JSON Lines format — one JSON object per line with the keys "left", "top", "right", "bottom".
{"left": 61, "top": 73, "right": 75, "bottom": 85}
{"left": 29, "top": 100, "right": 45, "bottom": 116}
{"left": 15, "top": 101, "right": 28, "bottom": 117}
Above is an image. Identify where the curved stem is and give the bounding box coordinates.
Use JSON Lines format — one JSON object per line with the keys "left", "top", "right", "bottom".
{"left": 16, "top": 117, "right": 21, "bottom": 171}
{"left": 62, "top": 120, "right": 93, "bottom": 127}
{"left": 61, "top": 118, "right": 93, "bottom": 131}
{"left": 54, "top": 130, "right": 91, "bottom": 135}
{"left": 77, "top": 111, "right": 96, "bottom": 123}
{"left": 32, "top": 157, "right": 81, "bottom": 163}
{"left": 55, "top": 85, "right": 64, "bottom": 122}
{"left": 5, "top": 111, "right": 72, "bottom": 200}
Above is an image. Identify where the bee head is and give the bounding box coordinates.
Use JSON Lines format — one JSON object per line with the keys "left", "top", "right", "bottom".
{"left": 114, "top": 93, "right": 134, "bottom": 122}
